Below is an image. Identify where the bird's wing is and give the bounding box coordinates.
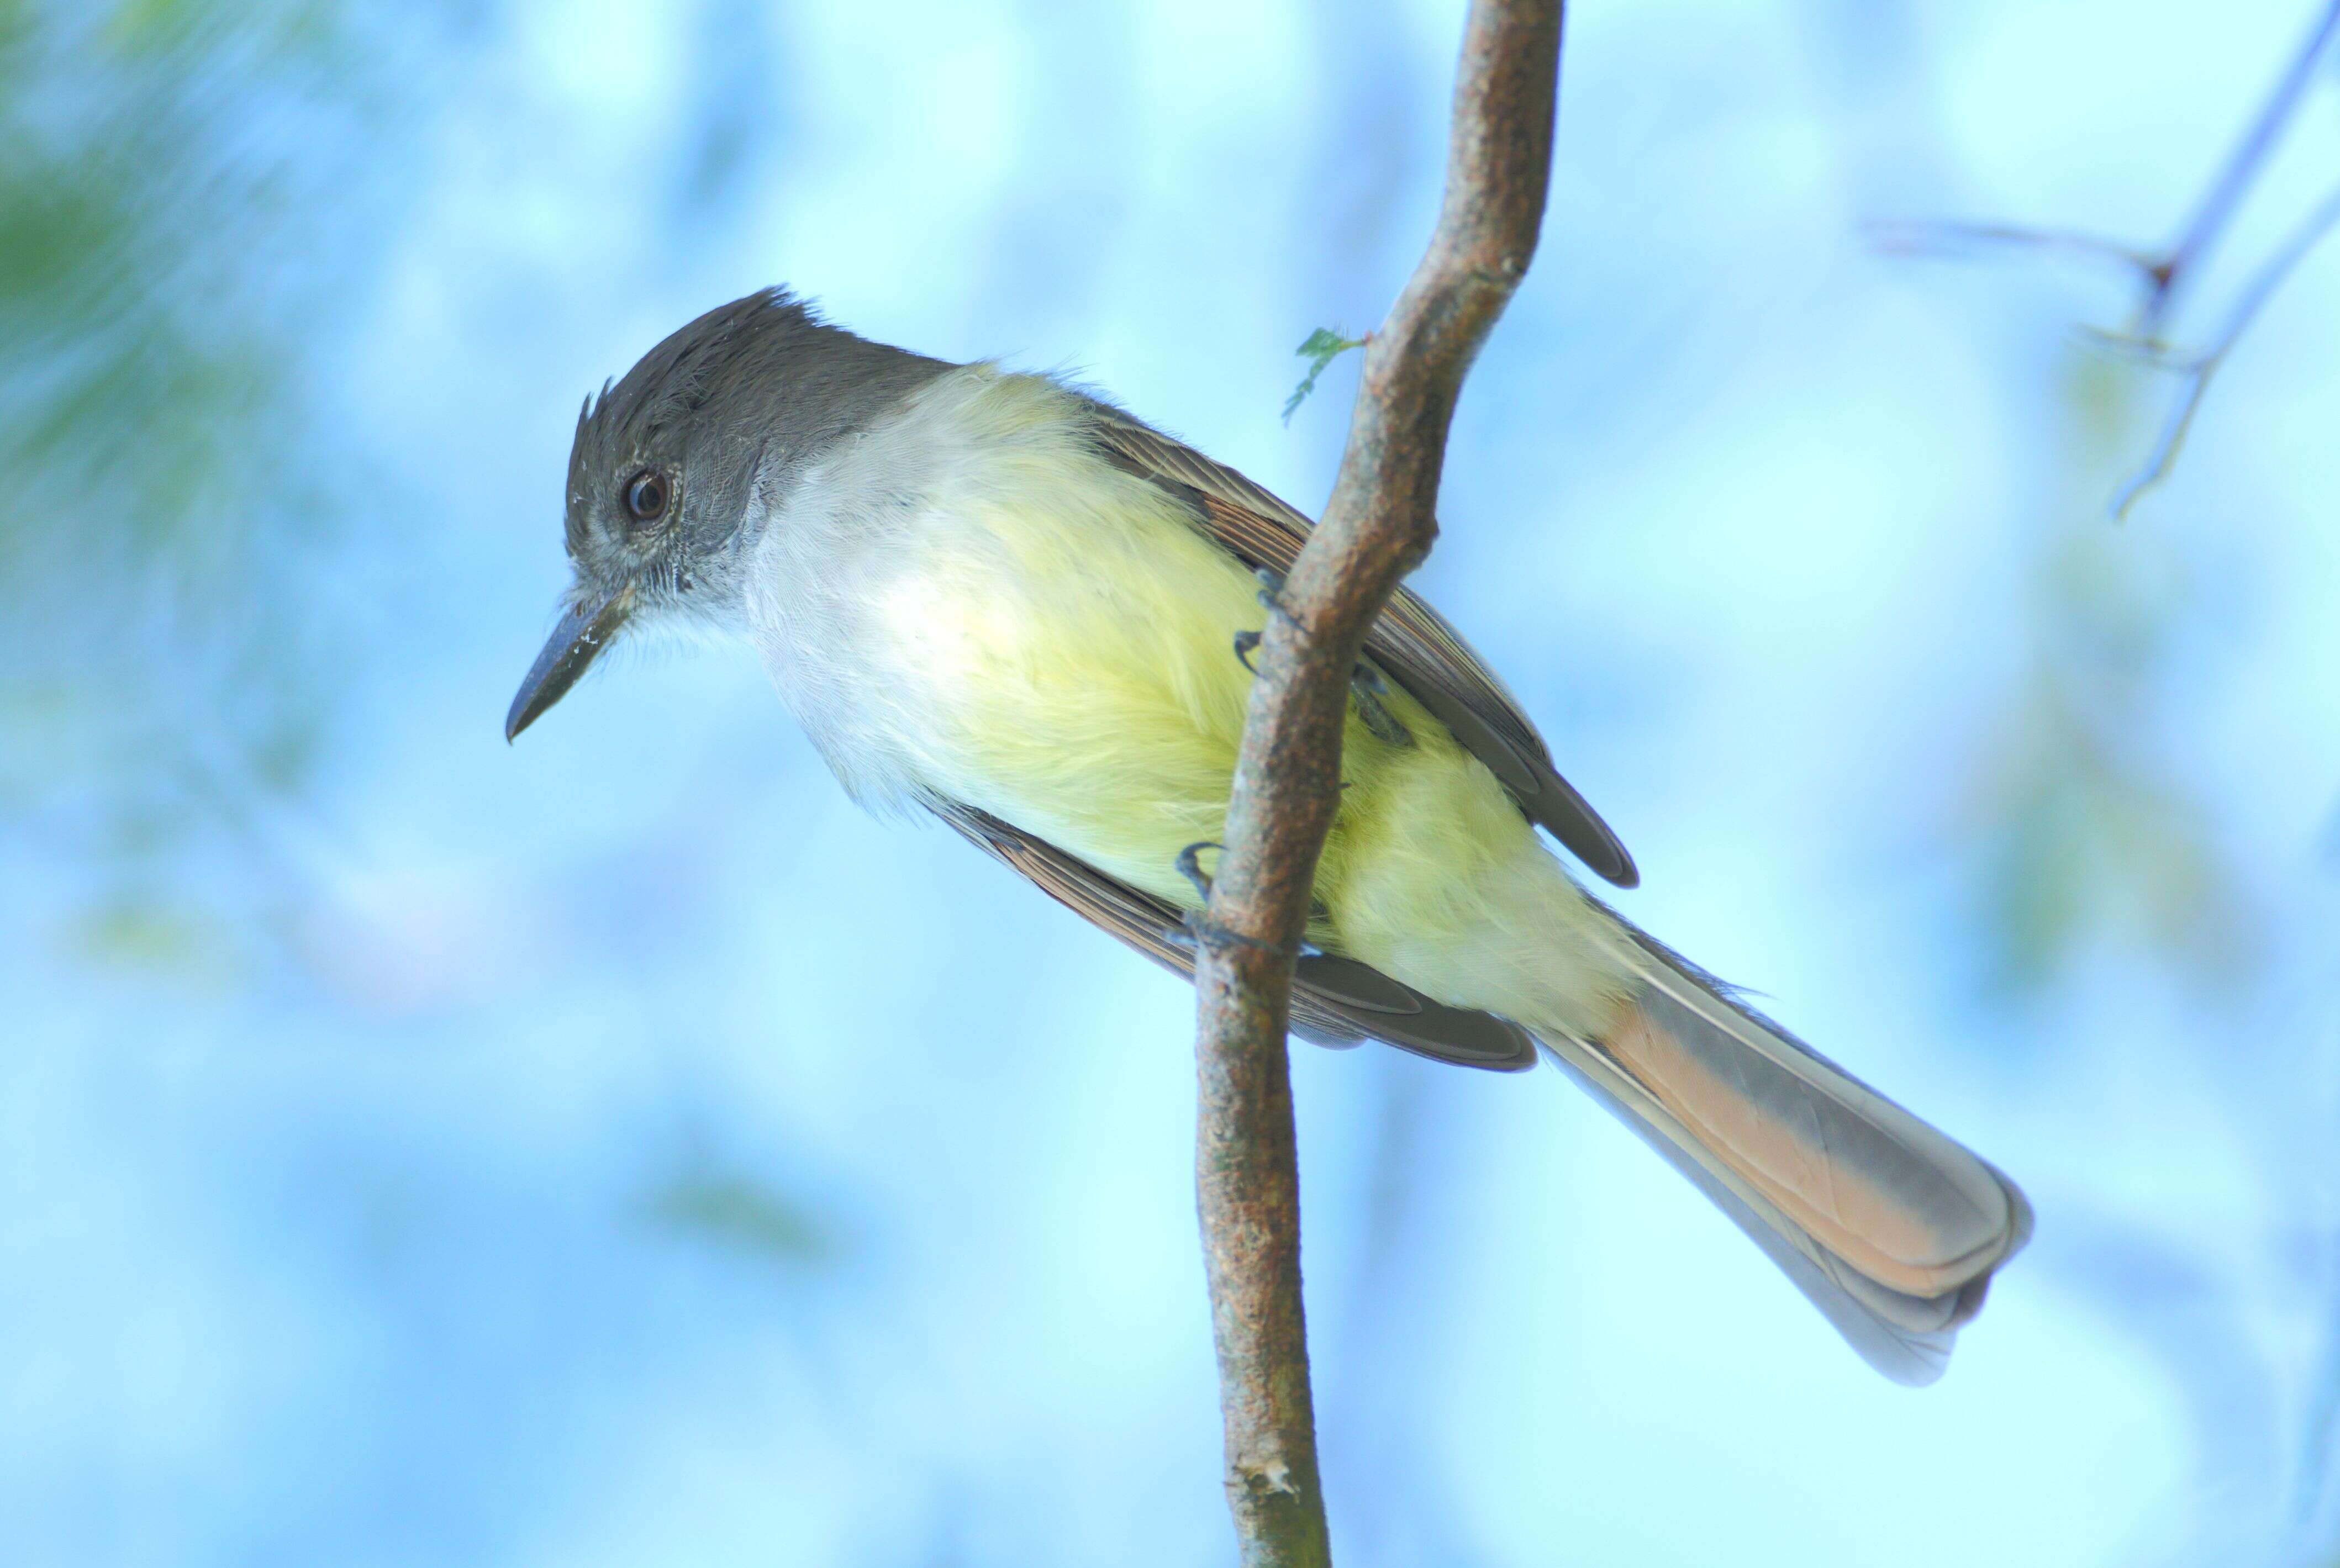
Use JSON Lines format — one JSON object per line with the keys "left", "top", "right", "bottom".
{"left": 929, "top": 798, "right": 1538, "bottom": 1071}
{"left": 1087, "top": 408, "right": 1637, "bottom": 888}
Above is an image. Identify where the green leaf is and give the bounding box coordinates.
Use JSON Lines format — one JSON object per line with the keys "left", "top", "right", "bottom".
{"left": 1281, "top": 327, "right": 1367, "bottom": 424}
{"left": 642, "top": 1173, "right": 832, "bottom": 1264}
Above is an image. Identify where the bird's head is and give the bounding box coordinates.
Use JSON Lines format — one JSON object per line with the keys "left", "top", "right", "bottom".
{"left": 505, "top": 288, "right": 939, "bottom": 741}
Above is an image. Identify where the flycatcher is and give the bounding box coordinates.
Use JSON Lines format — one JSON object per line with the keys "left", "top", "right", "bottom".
{"left": 508, "top": 289, "right": 2030, "bottom": 1384}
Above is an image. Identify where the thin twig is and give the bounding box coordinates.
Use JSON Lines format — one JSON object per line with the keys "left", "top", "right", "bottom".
{"left": 1188, "top": 2, "right": 1564, "bottom": 1565}
{"left": 2141, "top": 0, "right": 2340, "bottom": 335}
{"left": 2111, "top": 176, "right": 2340, "bottom": 517}
{"left": 1864, "top": 218, "right": 2162, "bottom": 284}
{"left": 1878, "top": 1, "right": 2339, "bottom": 331}
{"left": 1877, "top": 0, "right": 2340, "bottom": 511}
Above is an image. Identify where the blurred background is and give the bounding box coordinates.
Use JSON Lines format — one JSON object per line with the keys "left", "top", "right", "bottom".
{"left": 6, "top": 0, "right": 2340, "bottom": 1562}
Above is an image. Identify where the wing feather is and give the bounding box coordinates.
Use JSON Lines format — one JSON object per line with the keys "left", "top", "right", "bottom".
{"left": 929, "top": 799, "right": 1537, "bottom": 1071}
{"left": 1087, "top": 409, "right": 1637, "bottom": 888}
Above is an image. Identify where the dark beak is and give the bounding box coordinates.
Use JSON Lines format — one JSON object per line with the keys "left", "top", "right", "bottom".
{"left": 505, "top": 583, "right": 636, "bottom": 742}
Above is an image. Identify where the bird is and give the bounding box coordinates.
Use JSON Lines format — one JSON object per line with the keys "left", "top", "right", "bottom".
{"left": 507, "top": 287, "right": 2031, "bottom": 1384}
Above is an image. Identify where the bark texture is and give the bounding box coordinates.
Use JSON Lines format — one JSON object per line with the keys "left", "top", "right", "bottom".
{"left": 1188, "top": 6, "right": 1566, "bottom": 1564}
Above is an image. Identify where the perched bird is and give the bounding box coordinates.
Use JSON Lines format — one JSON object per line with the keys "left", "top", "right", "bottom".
{"left": 508, "top": 288, "right": 2031, "bottom": 1384}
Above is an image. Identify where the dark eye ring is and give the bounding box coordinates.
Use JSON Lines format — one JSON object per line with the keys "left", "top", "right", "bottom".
{"left": 623, "top": 469, "right": 670, "bottom": 524}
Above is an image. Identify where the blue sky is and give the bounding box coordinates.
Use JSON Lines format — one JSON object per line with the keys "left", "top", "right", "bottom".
{"left": 7, "top": 1, "right": 2340, "bottom": 1563}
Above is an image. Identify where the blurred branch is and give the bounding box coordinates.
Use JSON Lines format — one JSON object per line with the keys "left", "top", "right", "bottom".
{"left": 2142, "top": 0, "right": 2340, "bottom": 337}
{"left": 1875, "top": 0, "right": 2340, "bottom": 514}
{"left": 2102, "top": 177, "right": 2340, "bottom": 516}
{"left": 1188, "top": 3, "right": 1563, "bottom": 1564}
{"left": 1866, "top": 219, "right": 2163, "bottom": 280}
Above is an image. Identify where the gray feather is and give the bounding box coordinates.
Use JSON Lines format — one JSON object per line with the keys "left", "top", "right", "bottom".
{"left": 1542, "top": 930, "right": 2032, "bottom": 1385}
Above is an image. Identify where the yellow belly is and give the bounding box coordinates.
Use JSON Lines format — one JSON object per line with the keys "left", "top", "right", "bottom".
{"left": 872, "top": 371, "right": 1628, "bottom": 1037}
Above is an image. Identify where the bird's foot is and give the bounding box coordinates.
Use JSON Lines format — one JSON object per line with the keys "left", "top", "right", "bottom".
{"left": 1351, "top": 661, "right": 1413, "bottom": 747}
{"left": 1175, "top": 841, "right": 1220, "bottom": 902}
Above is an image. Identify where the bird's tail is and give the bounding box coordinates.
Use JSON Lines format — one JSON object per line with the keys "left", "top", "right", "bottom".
{"left": 1537, "top": 925, "right": 2032, "bottom": 1385}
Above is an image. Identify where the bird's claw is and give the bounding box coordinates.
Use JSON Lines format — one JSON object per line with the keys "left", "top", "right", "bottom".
{"left": 1351, "top": 661, "right": 1413, "bottom": 747}
{"left": 1175, "top": 841, "right": 1220, "bottom": 902}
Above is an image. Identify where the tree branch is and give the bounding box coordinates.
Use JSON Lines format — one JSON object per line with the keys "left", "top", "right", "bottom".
{"left": 2105, "top": 175, "right": 2340, "bottom": 517}
{"left": 2140, "top": 0, "right": 2340, "bottom": 336}
{"left": 1188, "top": 3, "right": 1564, "bottom": 1564}
{"left": 1874, "top": 0, "right": 2338, "bottom": 332}
{"left": 1875, "top": 0, "right": 2340, "bottom": 514}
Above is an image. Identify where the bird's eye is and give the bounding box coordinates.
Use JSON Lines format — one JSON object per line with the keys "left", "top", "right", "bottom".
{"left": 623, "top": 469, "right": 670, "bottom": 524}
